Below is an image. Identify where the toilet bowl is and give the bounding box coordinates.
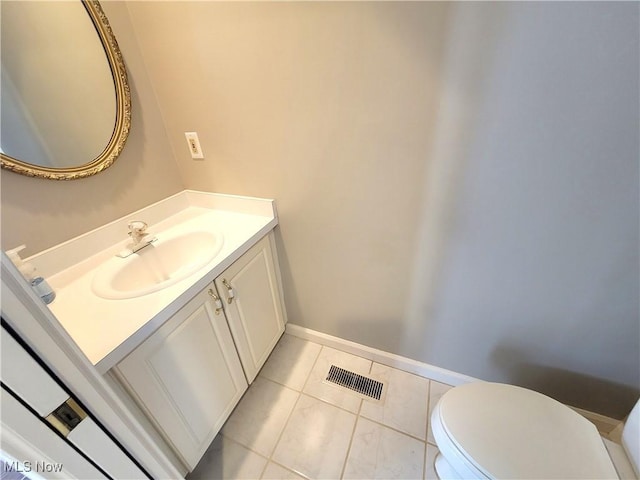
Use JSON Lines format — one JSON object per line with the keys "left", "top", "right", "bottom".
{"left": 431, "top": 382, "right": 640, "bottom": 479}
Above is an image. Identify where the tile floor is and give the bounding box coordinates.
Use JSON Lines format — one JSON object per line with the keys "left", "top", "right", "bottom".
{"left": 187, "top": 334, "right": 452, "bottom": 480}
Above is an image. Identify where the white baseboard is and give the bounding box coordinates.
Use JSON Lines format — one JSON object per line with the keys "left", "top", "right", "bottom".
{"left": 285, "top": 324, "right": 624, "bottom": 441}
{"left": 285, "top": 323, "right": 479, "bottom": 387}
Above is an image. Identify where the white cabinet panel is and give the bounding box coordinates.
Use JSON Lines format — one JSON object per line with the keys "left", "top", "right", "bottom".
{"left": 1, "top": 389, "right": 107, "bottom": 480}
{"left": 67, "top": 417, "right": 146, "bottom": 480}
{"left": 115, "top": 288, "right": 248, "bottom": 470}
{"left": 1, "top": 332, "right": 68, "bottom": 416}
{"left": 216, "top": 233, "right": 286, "bottom": 383}
{"left": 1, "top": 328, "right": 145, "bottom": 479}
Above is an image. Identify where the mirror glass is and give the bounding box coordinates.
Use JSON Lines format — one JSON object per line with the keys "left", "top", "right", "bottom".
{"left": 0, "top": 0, "right": 131, "bottom": 180}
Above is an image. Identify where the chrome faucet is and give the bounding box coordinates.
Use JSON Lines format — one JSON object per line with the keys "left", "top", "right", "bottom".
{"left": 128, "top": 221, "right": 149, "bottom": 247}
{"left": 117, "top": 221, "right": 156, "bottom": 257}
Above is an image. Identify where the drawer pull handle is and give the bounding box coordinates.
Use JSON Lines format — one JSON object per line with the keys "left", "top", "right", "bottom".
{"left": 208, "top": 289, "right": 224, "bottom": 315}
{"left": 222, "top": 279, "right": 235, "bottom": 304}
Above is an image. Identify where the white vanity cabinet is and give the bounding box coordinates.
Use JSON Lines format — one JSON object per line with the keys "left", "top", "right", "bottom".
{"left": 215, "top": 232, "right": 286, "bottom": 383}
{"left": 113, "top": 286, "right": 248, "bottom": 470}
{"left": 112, "top": 231, "right": 286, "bottom": 471}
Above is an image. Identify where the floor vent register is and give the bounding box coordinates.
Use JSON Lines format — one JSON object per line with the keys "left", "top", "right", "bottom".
{"left": 325, "top": 365, "right": 384, "bottom": 401}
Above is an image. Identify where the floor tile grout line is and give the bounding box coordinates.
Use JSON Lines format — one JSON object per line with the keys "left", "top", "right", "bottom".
{"left": 427, "top": 380, "right": 432, "bottom": 434}
{"left": 296, "top": 390, "right": 363, "bottom": 416}
{"left": 358, "top": 374, "right": 431, "bottom": 442}
{"left": 298, "top": 344, "right": 324, "bottom": 394}
{"left": 349, "top": 410, "right": 428, "bottom": 479}
{"left": 218, "top": 431, "right": 269, "bottom": 460}
{"left": 217, "top": 376, "right": 302, "bottom": 475}
{"left": 216, "top": 424, "right": 430, "bottom": 478}
{"left": 216, "top": 432, "right": 272, "bottom": 470}
{"left": 256, "top": 374, "right": 303, "bottom": 395}
{"left": 425, "top": 442, "right": 439, "bottom": 480}
{"left": 289, "top": 372, "right": 432, "bottom": 441}
{"left": 339, "top": 411, "right": 362, "bottom": 480}
{"left": 253, "top": 375, "right": 372, "bottom": 425}
{"left": 287, "top": 343, "right": 365, "bottom": 479}
{"left": 209, "top": 336, "right": 434, "bottom": 480}
{"left": 356, "top": 414, "right": 429, "bottom": 444}
{"left": 265, "top": 389, "right": 303, "bottom": 463}
{"left": 257, "top": 336, "right": 322, "bottom": 392}
{"left": 244, "top": 338, "right": 321, "bottom": 476}
{"left": 220, "top": 376, "right": 299, "bottom": 454}
{"left": 265, "top": 459, "right": 312, "bottom": 480}
{"left": 217, "top": 413, "right": 436, "bottom": 480}
{"left": 256, "top": 444, "right": 270, "bottom": 480}
{"left": 257, "top": 373, "right": 309, "bottom": 396}
{"left": 253, "top": 335, "right": 446, "bottom": 479}
{"left": 263, "top": 344, "right": 323, "bottom": 479}
{"left": 216, "top": 432, "right": 311, "bottom": 480}
{"left": 357, "top": 367, "right": 430, "bottom": 479}
{"left": 423, "top": 379, "right": 432, "bottom": 480}
{"left": 220, "top": 395, "right": 310, "bottom": 480}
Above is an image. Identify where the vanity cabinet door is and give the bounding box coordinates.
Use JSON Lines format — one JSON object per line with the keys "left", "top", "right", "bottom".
{"left": 113, "top": 287, "right": 247, "bottom": 471}
{"left": 215, "top": 232, "right": 286, "bottom": 383}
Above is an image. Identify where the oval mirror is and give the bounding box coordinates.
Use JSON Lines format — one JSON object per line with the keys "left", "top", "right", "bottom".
{"left": 0, "top": 0, "right": 131, "bottom": 180}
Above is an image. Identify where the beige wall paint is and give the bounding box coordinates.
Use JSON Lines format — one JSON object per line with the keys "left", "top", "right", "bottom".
{"left": 1, "top": 2, "right": 184, "bottom": 256}
{"left": 126, "top": 1, "right": 450, "bottom": 351}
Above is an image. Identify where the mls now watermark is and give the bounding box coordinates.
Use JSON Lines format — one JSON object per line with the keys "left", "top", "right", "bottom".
{"left": 3, "top": 460, "right": 64, "bottom": 473}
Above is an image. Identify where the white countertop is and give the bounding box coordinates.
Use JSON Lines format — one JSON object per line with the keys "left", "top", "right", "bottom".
{"left": 29, "top": 191, "right": 277, "bottom": 373}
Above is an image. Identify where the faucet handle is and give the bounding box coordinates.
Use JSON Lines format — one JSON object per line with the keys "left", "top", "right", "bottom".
{"left": 128, "top": 221, "right": 149, "bottom": 243}
{"left": 118, "top": 221, "right": 154, "bottom": 257}
{"left": 128, "top": 221, "right": 148, "bottom": 234}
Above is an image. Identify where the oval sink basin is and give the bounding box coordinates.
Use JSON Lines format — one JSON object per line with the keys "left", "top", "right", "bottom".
{"left": 92, "top": 230, "right": 223, "bottom": 300}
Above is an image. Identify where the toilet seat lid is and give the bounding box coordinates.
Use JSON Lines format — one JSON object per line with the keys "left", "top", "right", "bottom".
{"left": 434, "top": 382, "right": 618, "bottom": 479}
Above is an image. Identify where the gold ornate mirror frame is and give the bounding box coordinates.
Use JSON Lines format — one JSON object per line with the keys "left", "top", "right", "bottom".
{"left": 0, "top": 0, "right": 131, "bottom": 180}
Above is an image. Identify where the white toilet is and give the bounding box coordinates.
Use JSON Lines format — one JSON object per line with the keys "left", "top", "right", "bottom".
{"left": 431, "top": 382, "right": 640, "bottom": 479}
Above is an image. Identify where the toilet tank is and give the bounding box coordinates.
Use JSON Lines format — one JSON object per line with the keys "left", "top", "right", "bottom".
{"left": 622, "top": 398, "right": 640, "bottom": 477}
